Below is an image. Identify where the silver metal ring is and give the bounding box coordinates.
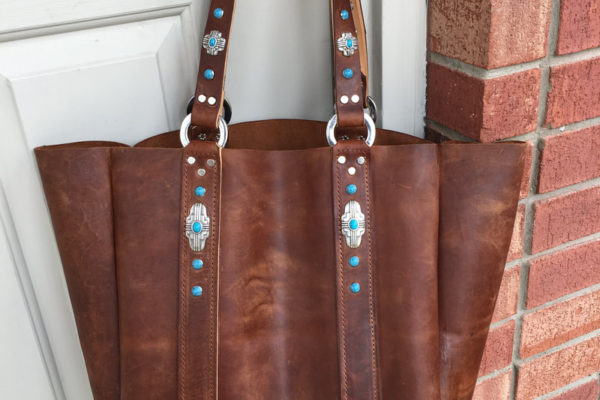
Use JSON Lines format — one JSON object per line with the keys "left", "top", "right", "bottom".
{"left": 326, "top": 112, "right": 376, "bottom": 147}
{"left": 179, "top": 114, "right": 228, "bottom": 148}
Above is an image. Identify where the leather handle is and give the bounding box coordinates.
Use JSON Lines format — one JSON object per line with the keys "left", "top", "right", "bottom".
{"left": 190, "top": 0, "right": 367, "bottom": 134}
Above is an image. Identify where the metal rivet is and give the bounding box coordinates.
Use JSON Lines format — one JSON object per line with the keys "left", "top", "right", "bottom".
{"left": 348, "top": 167, "right": 356, "bottom": 175}
{"left": 340, "top": 95, "right": 349, "bottom": 104}
{"left": 198, "top": 95, "right": 207, "bottom": 103}
{"left": 191, "top": 286, "right": 203, "bottom": 296}
{"left": 350, "top": 282, "right": 360, "bottom": 293}
{"left": 208, "top": 97, "right": 217, "bottom": 106}
{"left": 337, "top": 155, "right": 347, "bottom": 164}
{"left": 207, "top": 159, "right": 216, "bottom": 167}
{"left": 357, "top": 156, "right": 366, "bottom": 165}
{"left": 198, "top": 168, "right": 206, "bottom": 176}
{"left": 187, "top": 156, "right": 196, "bottom": 165}
{"left": 192, "top": 259, "right": 204, "bottom": 270}
{"left": 351, "top": 94, "right": 360, "bottom": 104}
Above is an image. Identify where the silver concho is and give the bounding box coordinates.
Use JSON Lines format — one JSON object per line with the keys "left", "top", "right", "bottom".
{"left": 341, "top": 200, "right": 366, "bottom": 249}
{"left": 337, "top": 32, "right": 359, "bottom": 56}
{"left": 185, "top": 203, "right": 210, "bottom": 252}
{"left": 203, "top": 30, "right": 226, "bottom": 56}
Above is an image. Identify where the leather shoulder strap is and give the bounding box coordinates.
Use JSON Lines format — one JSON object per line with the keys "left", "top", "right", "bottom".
{"left": 189, "top": 0, "right": 367, "bottom": 134}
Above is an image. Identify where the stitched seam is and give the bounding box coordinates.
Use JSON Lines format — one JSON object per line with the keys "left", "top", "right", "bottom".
{"left": 207, "top": 150, "right": 218, "bottom": 400}
{"left": 335, "top": 148, "right": 349, "bottom": 400}
{"left": 363, "top": 152, "right": 379, "bottom": 399}
{"left": 179, "top": 150, "right": 190, "bottom": 400}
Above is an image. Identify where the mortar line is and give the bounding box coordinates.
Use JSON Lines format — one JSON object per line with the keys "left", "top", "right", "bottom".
{"left": 534, "top": 374, "right": 599, "bottom": 399}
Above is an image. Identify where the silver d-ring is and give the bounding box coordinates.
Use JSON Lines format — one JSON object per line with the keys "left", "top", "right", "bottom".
{"left": 326, "top": 112, "right": 376, "bottom": 147}
{"left": 179, "top": 114, "right": 228, "bottom": 148}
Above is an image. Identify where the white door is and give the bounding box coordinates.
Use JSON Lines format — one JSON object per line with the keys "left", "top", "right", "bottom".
{"left": 0, "top": 1, "right": 426, "bottom": 398}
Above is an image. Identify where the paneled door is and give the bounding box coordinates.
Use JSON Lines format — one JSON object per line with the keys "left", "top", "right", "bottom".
{"left": 0, "top": 1, "right": 426, "bottom": 398}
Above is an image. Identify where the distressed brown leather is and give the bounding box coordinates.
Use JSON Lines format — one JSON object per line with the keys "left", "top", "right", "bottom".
{"left": 35, "top": 120, "right": 525, "bottom": 400}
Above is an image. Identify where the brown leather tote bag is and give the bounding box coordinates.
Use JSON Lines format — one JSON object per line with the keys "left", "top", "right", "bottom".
{"left": 34, "top": 1, "right": 525, "bottom": 399}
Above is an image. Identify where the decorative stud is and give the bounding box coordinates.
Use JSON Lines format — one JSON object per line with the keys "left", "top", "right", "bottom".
{"left": 195, "top": 186, "right": 206, "bottom": 197}
{"left": 203, "top": 30, "right": 226, "bottom": 55}
{"left": 204, "top": 69, "right": 215, "bottom": 80}
{"left": 185, "top": 203, "right": 210, "bottom": 252}
{"left": 337, "top": 32, "right": 358, "bottom": 56}
{"left": 343, "top": 68, "right": 354, "bottom": 79}
{"left": 341, "top": 200, "right": 366, "bottom": 248}
{"left": 340, "top": 9, "right": 349, "bottom": 20}
{"left": 213, "top": 8, "right": 224, "bottom": 18}
{"left": 340, "top": 95, "right": 349, "bottom": 104}
{"left": 351, "top": 94, "right": 360, "bottom": 104}
{"left": 198, "top": 168, "right": 206, "bottom": 177}
{"left": 357, "top": 156, "right": 366, "bottom": 165}
{"left": 207, "top": 159, "right": 216, "bottom": 167}
{"left": 187, "top": 156, "right": 196, "bottom": 165}
{"left": 337, "top": 155, "right": 347, "bottom": 164}
{"left": 350, "top": 282, "right": 361, "bottom": 293}
{"left": 349, "top": 256, "right": 360, "bottom": 267}
{"left": 346, "top": 184, "right": 357, "bottom": 195}
{"left": 348, "top": 167, "right": 356, "bottom": 175}
{"left": 191, "top": 286, "right": 203, "bottom": 296}
{"left": 198, "top": 95, "right": 207, "bottom": 103}
{"left": 193, "top": 259, "right": 204, "bottom": 270}
{"left": 208, "top": 97, "right": 217, "bottom": 106}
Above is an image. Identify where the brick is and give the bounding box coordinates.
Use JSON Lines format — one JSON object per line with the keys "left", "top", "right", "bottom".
{"left": 479, "top": 320, "right": 515, "bottom": 376}
{"left": 539, "top": 126, "right": 600, "bottom": 193}
{"left": 507, "top": 205, "right": 526, "bottom": 262}
{"left": 521, "top": 290, "right": 600, "bottom": 358}
{"left": 528, "top": 239, "right": 600, "bottom": 308}
{"left": 492, "top": 266, "right": 520, "bottom": 322}
{"left": 532, "top": 186, "right": 600, "bottom": 253}
{"left": 546, "top": 57, "right": 600, "bottom": 128}
{"left": 472, "top": 370, "right": 512, "bottom": 400}
{"left": 557, "top": 0, "right": 600, "bottom": 55}
{"left": 520, "top": 142, "right": 533, "bottom": 199}
{"left": 427, "top": 63, "right": 541, "bottom": 141}
{"left": 548, "top": 380, "right": 600, "bottom": 400}
{"left": 516, "top": 335, "right": 600, "bottom": 399}
{"left": 428, "top": 0, "right": 551, "bottom": 69}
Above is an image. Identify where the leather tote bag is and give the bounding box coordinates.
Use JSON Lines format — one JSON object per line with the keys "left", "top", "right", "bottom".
{"left": 34, "top": 1, "right": 525, "bottom": 399}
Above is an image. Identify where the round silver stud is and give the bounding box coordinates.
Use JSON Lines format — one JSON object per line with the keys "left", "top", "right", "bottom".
{"left": 187, "top": 156, "right": 196, "bottom": 165}
{"left": 208, "top": 97, "right": 217, "bottom": 106}
{"left": 340, "top": 95, "right": 349, "bottom": 104}
{"left": 207, "top": 159, "right": 216, "bottom": 167}
{"left": 357, "top": 156, "right": 366, "bottom": 165}
{"left": 198, "top": 95, "right": 207, "bottom": 103}
{"left": 198, "top": 168, "right": 206, "bottom": 177}
{"left": 348, "top": 167, "right": 356, "bottom": 175}
{"left": 351, "top": 94, "right": 360, "bottom": 104}
{"left": 337, "top": 155, "right": 347, "bottom": 164}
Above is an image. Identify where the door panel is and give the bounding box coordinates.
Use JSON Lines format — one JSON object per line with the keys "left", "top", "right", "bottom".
{"left": 0, "top": 1, "right": 426, "bottom": 398}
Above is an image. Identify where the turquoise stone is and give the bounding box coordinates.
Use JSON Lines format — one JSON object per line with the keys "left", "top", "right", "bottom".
{"left": 193, "top": 222, "right": 202, "bottom": 233}
{"left": 214, "top": 8, "right": 224, "bottom": 18}
{"left": 343, "top": 68, "right": 354, "bottom": 79}
{"left": 195, "top": 186, "right": 207, "bottom": 196}
{"left": 350, "top": 282, "right": 360, "bottom": 293}
{"left": 209, "top": 38, "right": 216, "bottom": 47}
{"left": 349, "top": 219, "right": 358, "bottom": 230}
{"left": 191, "top": 286, "right": 203, "bottom": 297}
{"left": 346, "top": 184, "right": 357, "bottom": 195}
{"left": 346, "top": 39, "right": 353, "bottom": 48}
{"left": 193, "top": 259, "right": 204, "bottom": 270}
{"left": 349, "top": 256, "right": 359, "bottom": 267}
{"left": 204, "top": 69, "right": 215, "bottom": 80}
{"left": 340, "top": 9, "right": 349, "bottom": 20}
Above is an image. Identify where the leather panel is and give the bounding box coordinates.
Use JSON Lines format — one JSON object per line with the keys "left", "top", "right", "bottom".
{"left": 438, "top": 143, "right": 525, "bottom": 400}
{"left": 111, "top": 148, "right": 181, "bottom": 400}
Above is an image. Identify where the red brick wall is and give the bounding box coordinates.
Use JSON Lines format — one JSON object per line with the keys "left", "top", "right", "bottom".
{"left": 427, "top": 0, "right": 600, "bottom": 398}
